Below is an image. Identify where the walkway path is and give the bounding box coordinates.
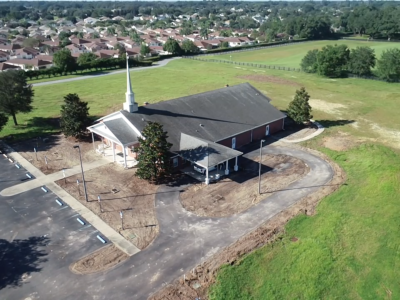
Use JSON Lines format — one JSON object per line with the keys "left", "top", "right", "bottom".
{"left": 0, "top": 142, "right": 140, "bottom": 256}
{"left": 32, "top": 57, "right": 181, "bottom": 87}
{"left": 87, "top": 145, "right": 334, "bottom": 299}
{"left": 280, "top": 120, "right": 325, "bottom": 143}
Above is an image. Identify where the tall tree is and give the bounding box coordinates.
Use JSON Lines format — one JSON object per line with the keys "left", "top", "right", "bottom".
{"left": 0, "top": 71, "right": 33, "bottom": 126}
{"left": 181, "top": 39, "right": 200, "bottom": 54}
{"left": 376, "top": 48, "right": 400, "bottom": 82}
{"left": 60, "top": 93, "right": 91, "bottom": 138}
{"left": 53, "top": 49, "right": 76, "bottom": 74}
{"left": 317, "top": 44, "right": 350, "bottom": 78}
{"left": 348, "top": 46, "right": 376, "bottom": 76}
{"left": 140, "top": 44, "right": 150, "bottom": 56}
{"left": 134, "top": 121, "right": 172, "bottom": 183}
{"left": 301, "top": 49, "right": 319, "bottom": 73}
{"left": 287, "top": 87, "right": 313, "bottom": 124}
{"left": 163, "top": 38, "right": 182, "bottom": 55}
{"left": 77, "top": 52, "right": 98, "bottom": 66}
{"left": 0, "top": 112, "right": 8, "bottom": 132}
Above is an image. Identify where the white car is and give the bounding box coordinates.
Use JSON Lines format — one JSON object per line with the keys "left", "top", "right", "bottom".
{"left": 194, "top": 165, "right": 216, "bottom": 174}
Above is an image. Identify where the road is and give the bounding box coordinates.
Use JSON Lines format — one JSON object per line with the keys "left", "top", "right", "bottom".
{"left": 32, "top": 57, "right": 181, "bottom": 87}
{"left": 0, "top": 144, "right": 333, "bottom": 299}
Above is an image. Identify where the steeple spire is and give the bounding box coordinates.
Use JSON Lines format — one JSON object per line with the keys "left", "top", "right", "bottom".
{"left": 123, "top": 55, "right": 138, "bottom": 113}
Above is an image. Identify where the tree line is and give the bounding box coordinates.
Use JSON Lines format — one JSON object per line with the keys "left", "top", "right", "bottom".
{"left": 25, "top": 50, "right": 152, "bottom": 81}
{"left": 301, "top": 44, "right": 400, "bottom": 82}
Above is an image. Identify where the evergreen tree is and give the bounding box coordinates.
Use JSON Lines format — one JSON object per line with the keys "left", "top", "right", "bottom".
{"left": 60, "top": 94, "right": 91, "bottom": 138}
{"left": 0, "top": 70, "right": 33, "bottom": 126}
{"left": 287, "top": 87, "right": 313, "bottom": 124}
{"left": 135, "top": 122, "right": 172, "bottom": 183}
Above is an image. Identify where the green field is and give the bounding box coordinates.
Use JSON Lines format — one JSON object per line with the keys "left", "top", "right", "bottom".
{"left": 208, "top": 40, "right": 400, "bottom": 68}
{"left": 210, "top": 142, "right": 400, "bottom": 299}
{"left": 2, "top": 57, "right": 400, "bottom": 148}
{"left": 1, "top": 42, "right": 400, "bottom": 299}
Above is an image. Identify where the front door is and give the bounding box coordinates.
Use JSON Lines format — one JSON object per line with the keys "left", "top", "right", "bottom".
{"left": 266, "top": 125, "right": 270, "bottom": 136}
{"left": 232, "top": 137, "right": 236, "bottom": 149}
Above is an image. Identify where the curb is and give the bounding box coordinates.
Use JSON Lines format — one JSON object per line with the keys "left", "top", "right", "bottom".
{"left": 280, "top": 120, "right": 325, "bottom": 143}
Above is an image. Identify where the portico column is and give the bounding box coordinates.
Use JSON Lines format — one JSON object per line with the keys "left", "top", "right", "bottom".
{"left": 234, "top": 157, "right": 238, "bottom": 171}
{"left": 205, "top": 167, "right": 210, "bottom": 185}
{"left": 123, "top": 145, "right": 127, "bottom": 168}
{"left": 225, "top": 160, "right": 229, "bottom": 175}
{"left": 112, "top": 141, "right": 116, "bottom": 162}
{"left": 91, "top": 132, "right": 95, "bottom": 151}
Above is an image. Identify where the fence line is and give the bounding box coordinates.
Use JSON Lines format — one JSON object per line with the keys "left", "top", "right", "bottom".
{"left": 183, "top": 56, "right": 398, "bottom": 83}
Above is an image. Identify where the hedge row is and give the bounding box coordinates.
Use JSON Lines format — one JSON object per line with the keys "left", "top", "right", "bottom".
{"left": 26, "top": 57, "right": 152, "bottom": 80}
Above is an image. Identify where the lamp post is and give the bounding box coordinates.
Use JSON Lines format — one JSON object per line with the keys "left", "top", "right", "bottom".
{"left": 98, "top": 195, "right": 103, "bottom": 213}
{"left": 258, "top": 139, "right": 266, "bottom": 195}
{"left": 73, "top": 145, "right": 88, "bottom": 202}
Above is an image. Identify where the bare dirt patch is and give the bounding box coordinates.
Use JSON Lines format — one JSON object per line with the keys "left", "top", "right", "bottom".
{"left": 70, "top": 244, "right": 128, "bottom": 275}
{"left": 56, "top": 163, "right": 159, "bottom": 250}
{"left": 309, "top": 99, "right": 347, "bottom": 116}
{"left": 180, "top": 154, "right": 309, "bottom": 217}
{"left": 150, "top": 142, "right": 346, "bottom": 300}
{"left": 323, "top": 132, "right": 361, "bottom": 152}
{"left": 237, "top": 74, "right": 300, "bottom": 86}
{"left": 12, "top": 134, "right": 101, "bottom": 175}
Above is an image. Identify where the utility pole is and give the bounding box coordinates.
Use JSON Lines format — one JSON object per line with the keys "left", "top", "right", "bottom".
{"left": 74, "top": 145, "right": 88, "bottom": 202}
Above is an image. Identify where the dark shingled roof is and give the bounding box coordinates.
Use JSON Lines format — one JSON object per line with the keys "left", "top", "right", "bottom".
{"left": 103, "top": 118, "right": 138, "bottom": 145}
{"left": 121, "top": 83, "right": 285, "bottom": 152}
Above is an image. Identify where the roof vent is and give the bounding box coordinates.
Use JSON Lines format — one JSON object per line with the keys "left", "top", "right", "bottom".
{"left": 142, "top": 118, "right": 144, "bottom": 121}
{"left": 199, "top": 124, "right": 204, "bottom": 127}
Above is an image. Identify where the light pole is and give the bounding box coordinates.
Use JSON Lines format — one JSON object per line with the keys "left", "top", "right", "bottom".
{"left": 258, "top": 139, "right": 266, "bottom": 195}
{"left": 74, "top": 145, "right": 88, "bottom": 202}
{"left": 98, "top": 195, "right": 103, "bottom": 213}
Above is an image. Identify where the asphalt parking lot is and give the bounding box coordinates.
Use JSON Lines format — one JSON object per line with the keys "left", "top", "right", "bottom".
{"left": 0, "top": 154, "right": 107, "bottom": 300}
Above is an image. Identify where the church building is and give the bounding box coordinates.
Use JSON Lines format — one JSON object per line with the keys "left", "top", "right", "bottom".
{"left": 88, "top": 56, "right": 286, "bottom": 184}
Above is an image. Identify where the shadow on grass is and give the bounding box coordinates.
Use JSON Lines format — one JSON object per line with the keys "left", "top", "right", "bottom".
{"left": 0, "top": 236, "right": 50, "bottom": 290}
{"left": 317, "top": 119, "right": 355, "bottom": 128}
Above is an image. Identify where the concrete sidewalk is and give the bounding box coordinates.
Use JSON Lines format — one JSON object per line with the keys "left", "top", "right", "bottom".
{"left": 0, "top": 141, "right": 140, "bottom": 256}
{"left": 1, "top": 158, "right": 111, "bottom": 196}
{"left": 280, "top": 120, "right": 325, "bottom": 143}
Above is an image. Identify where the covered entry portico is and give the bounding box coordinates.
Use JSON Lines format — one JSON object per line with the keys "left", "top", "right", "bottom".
{"left": 87, "top": 118, "right": 139, "bottom": 169}
{"left": 178, "top": 133, "right": 243, "bottom": 184}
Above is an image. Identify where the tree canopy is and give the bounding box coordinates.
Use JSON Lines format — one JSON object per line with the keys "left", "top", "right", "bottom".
{"left": 140, "top": 44, "right": 150, "bottom": 56}
{"left": 77, "top": 52, "right": 98, "bottom": 66}
{"left": 348, "top": 46, "right": 376, "bottom": 76}
{"left": 134, "top": 121, "right": 172, "bottom": 183}
{"left": 0, "top": 71, "right": 33, "bottom": 126}
{"left": 53, "top": 49, "right": 76, "bottom": 74}
{"left": 376, "top": 48, "right": 400, "bottom": 82}
{"left": 317, "top": 44, "right": 350, "bottom": 78}
{"left": 163, "top": 38, "right": 182, "bottom": 55}
{"left": 181, "top": 39, "right": 200, "bottom": 54}
{"left": 300, "top": 49, "right": 319, "bottom": 73}
{"left": 287, "top": 87, "right": 313, "bottom": 125}
{"left": 60, "top": 93, "right": 91, "bottom": 138}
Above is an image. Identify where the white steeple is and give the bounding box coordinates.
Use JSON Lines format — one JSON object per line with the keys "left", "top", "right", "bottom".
{"left": 123, "top": 55, "right": 138, "bottom": 113}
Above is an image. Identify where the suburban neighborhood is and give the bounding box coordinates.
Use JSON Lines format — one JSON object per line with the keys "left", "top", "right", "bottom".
{"left": 1, "top": 1, "right": 400, "bottom": 300}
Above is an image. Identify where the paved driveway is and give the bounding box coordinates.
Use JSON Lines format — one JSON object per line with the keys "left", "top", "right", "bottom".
{"left": 0, "top": 145, "right": 333, "bottom": 299}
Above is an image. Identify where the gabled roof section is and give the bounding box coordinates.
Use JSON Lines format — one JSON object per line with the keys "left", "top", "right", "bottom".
{"left": 121, "top": 83, "right": 285, "bottom": 151}
{"left": 178, "top": 133, "right": 242, "bottom": 168}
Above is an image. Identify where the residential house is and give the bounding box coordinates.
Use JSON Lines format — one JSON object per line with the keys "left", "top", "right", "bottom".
{"left": 10, "top": 47, "right": 40, "bottom": 59}
{"left": 84, "top": 17, "right": 99, "bottom": 25}
{"left": 0, "top": 50, "right": 9, "bottom": 62}
{"left": 6, "top": 58, "right": 53, "bottom": 70}
{"left": 0, "top": 62, "right": 20, "bottom": 71}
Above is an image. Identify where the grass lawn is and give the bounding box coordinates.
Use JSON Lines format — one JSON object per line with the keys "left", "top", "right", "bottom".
{"left": 3, "top": 58, "right": 400, "bottom": 148}
{"left": 209, "top": 140, "right": 400, "bottom": 299}
{"left": 27, "top": 69, "right": 119, "bottom": 84}
{"left": 207, "top": 40, "right": 400, "bottom": 68}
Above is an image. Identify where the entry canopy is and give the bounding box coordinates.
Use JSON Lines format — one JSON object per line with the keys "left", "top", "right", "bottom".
{"left": 177, "top": 133, "right": 243, "bottom": 168}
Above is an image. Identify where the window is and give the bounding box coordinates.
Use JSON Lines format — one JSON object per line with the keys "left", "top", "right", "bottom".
{"left": 232, "top": 137, "right": 236, "bottom": 149}
{"left": 266, "top": 125, "right": 270, "bottom": 136}
{"left": 173, "top": 157, "right": 179, "bottom": 168}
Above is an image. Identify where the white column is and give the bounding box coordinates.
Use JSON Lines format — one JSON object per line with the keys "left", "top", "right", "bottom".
{"left": 123, "top": 145, "right": 127, "bottom": 168}
{"left": 225, "top": 160, "right": 229, "bottom": 175}
{"left": 91, "top": 132, "right": 95, "bottom": 151}
{"left": 112, "top": 141, "right": 116, "bottom": 162}
{"left": 234, "top": 157, "right": 238, "bottom": 171}
{"left": 205, "top": 167, "right": 210, "bottom": 185}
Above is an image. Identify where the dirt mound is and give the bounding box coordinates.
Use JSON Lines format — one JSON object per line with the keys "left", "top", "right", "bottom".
{"left": 70, "top": 245, "right": 128, "bottom": 275}
{"left": 237, "top": 74, "right": 300, "bottom": 86}
{"left": 180, "top": 154, "right": 309, "bottom": 217}
{"left": 150, "top": 143, "right": 346, "bottom": 300}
